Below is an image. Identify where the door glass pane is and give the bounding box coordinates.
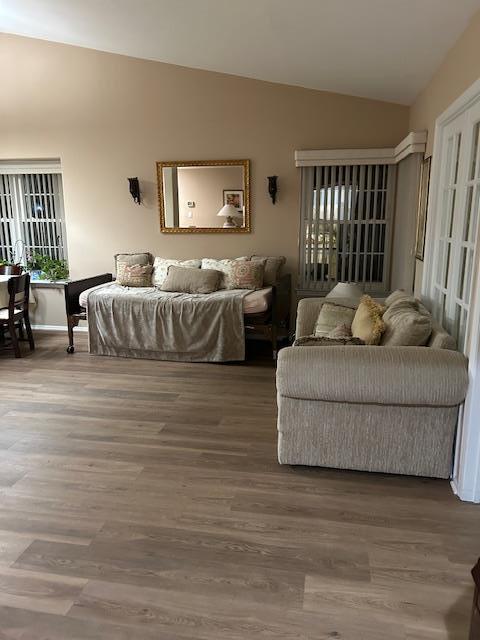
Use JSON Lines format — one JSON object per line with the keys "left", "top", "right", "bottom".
{"left": 470, "top": 121, "right": 480, "bottom": 180}
{"left": 454, "top": 133, "right": 462, "bottom": 184}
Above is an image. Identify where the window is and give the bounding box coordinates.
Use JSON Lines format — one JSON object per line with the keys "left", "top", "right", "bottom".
{"left": 298, "top": 163, "right": 396, "bottom": 293}
{"left": 0, "top": 166, "right": 67, "bottom": 265}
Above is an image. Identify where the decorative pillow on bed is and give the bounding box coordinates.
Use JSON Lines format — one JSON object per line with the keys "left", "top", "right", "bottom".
{"left": 153, "top": 258, "right": 201, "bottom": 287}
{"left": 313, "top": 302, "right": 356, "bottom": 337}
{"left": 230, "top": 260, "right": 265, "bottom": 289}
{"left": 114, "top": 252, "right": 153, "bottom": 269}
{"left": 351, "top": 295, "right": 385, "bottom": 345}
{"left": 251, "top": 255, "right": 286, "bottom": 286}
{"left": 161, "top": 266, "right": 221, "bottom": 294}
{"left": 116, "top": 262, "right": 153, "bottom": 287}
{"left": 201, "top": 258, "right": 248, "bottom": 289}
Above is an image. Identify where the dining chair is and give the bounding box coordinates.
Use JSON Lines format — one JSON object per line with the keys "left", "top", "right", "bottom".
{"left": 0, "top": 273, "right": 35, "bottom": 358}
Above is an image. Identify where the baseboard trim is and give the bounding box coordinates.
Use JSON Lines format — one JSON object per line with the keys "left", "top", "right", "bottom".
{"left": 32, "top": 324, "right": 88, "bottom": 333}
{"left": 450, "top": 478, "right": 480, "bottom": 503}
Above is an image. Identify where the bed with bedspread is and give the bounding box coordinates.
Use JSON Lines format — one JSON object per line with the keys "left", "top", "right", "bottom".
{"left": 64, "top": 253, "right": 291, "bottom": 361}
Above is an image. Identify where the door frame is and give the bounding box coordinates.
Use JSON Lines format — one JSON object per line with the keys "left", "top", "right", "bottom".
{"left": 423, "top": 76, "right": 480, "bottom": 502}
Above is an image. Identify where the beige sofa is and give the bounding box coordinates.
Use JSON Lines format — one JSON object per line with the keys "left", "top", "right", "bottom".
{"left": 276, "top": 297, "right": 469, "bottom": 478}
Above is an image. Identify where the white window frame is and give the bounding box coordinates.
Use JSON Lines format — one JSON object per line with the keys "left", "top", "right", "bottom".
{"left": 423, "top": 77, "right": 480, "bottom": 503}
{"left": 0, "top": 159, "right": 67, "bottom": 265}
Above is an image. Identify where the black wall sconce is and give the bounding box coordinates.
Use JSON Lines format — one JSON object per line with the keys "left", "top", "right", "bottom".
{"left": 128, "top": 177, "right": 141, "bottom": 205}
{"left": 267, "top": 175, "right": 278, "bottom": 204}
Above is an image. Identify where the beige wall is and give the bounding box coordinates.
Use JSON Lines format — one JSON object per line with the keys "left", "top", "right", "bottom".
{"left": 410, "top": 9, "right": 480, "bottom": 294}
{"left": 176, "top": 166, "right": 243, "bottom": 228}
{"left": 0, "top": 34, "right": 408, "bottom": 289}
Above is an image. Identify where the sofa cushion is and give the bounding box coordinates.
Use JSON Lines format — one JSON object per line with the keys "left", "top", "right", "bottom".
{"left": 230, "top": 260, "right": 265, "bottom": 290}
{"left": 381, "top": 297, "right": 432, "bottom": 347}
{"left": 351, "top": 295, "right": 385, "bottom": 345}
{"left": 161, "top": 265, "right": 221, "bottom": 294}
{"left": 385, "top": 289, "right": 410, "bottom": 307}
{"left": 201, "top": 258, "right": 248, "bottom": 289}
{"left": 251, "top": 255, "right": 286, "bottom": 285}
{"left": 313, "top": 302, "right": 356, "bottom": 337}
{"left": 116, "top": 262, "right": 153, "bottom": 287}
{"left": 327, "top": 323, "right": 353, "bottom": 339}
{"left": 153, "top": 258, "right": 201, "bottom": 287}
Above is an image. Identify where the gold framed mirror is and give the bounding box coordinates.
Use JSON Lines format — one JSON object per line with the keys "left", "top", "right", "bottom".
{"left": 157, "top": 159, "right": 250, "bottom": 233}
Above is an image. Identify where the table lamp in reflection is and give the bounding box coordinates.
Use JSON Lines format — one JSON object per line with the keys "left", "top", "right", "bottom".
{"left": 217, "top": 204, "right": 243, "bottom": 228}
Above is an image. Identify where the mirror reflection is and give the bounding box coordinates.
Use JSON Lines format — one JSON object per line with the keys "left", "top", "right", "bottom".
{"left": 158, "top": 160, "right": 250, "bottom": 233}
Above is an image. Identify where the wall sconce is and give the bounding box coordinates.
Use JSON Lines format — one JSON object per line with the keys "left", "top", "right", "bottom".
{"left": 128, "top": 177, "right": 141, "bottom": 205}
{"left": 267, "top": 176, "right": 278, "bottom": 204}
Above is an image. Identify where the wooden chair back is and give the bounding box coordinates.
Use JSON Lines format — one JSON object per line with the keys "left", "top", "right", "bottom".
{"left": 8, "top": 273, "right": 30, "bottom": 315}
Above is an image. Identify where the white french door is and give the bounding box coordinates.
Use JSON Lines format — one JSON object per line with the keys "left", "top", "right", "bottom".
{"left": 424, "top": 81, "right": 480, "bottom": 502}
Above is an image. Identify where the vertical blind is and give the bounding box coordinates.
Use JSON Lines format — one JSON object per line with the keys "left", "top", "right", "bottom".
{"left": 299, "top": 163, "right": 396, "bottom": 293}
{"left": 0, "top": 173, "right": 67, "bottom": 263}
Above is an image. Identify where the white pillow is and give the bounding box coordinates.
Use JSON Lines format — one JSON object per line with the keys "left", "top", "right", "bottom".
{"left": 201, "top": 257, "right": 248, "bottom": 289}
{"left": 153, "top": 258, "right": 201, "bottom": 287}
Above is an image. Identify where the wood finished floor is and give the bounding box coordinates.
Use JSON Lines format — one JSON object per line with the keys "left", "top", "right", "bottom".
{"left": 0, "top": 332, "right": 478, "bottom": 639}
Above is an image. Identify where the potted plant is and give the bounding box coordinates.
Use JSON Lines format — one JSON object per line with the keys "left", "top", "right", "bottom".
{"left": 26, "top": 252, "right": 69, "bottom": 281}
{"left": 0, "top": 240, "right": 26, "bottom": 275}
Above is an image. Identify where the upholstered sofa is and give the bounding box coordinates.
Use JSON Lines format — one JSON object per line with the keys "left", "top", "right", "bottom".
{"left": 276, "top": 296, "right": 469, "bottom": 478}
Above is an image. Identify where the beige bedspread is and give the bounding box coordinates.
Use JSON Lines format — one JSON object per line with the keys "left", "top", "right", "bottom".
{"left": 87, "top": 283, "right": 250, "bottom": 362}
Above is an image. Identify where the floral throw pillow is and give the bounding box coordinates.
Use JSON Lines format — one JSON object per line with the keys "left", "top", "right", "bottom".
{"left": 201, "top": 258, "right": 248, "bottom": 289}
{"left": 116, "top": 262, "right": 153, "bottom": 287}
{"left": 230, "top": 261, "right": 265, "bottom": 290}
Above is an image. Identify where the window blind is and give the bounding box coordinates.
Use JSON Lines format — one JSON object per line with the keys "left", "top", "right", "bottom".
{"left": 299, "top": 163, "right": 396, "bottom": 293}
{"left": 0, "top": 173, "right": 67, "bottom": 263}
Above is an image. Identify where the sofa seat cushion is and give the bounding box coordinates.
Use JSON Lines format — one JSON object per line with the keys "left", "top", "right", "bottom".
{"left": 276, "top": 345, "right": 468, "bottom": 407}
{"left": 153, "top": 258, "right": 201, "bottom": 287}
{"left": 381, "top": 297, "right": 432, "bottom": 346}
{"left": 313, "top": 302, "right": 356, "bottom": 337}
{"left": 351, "top": 295, "right": 385, "bottom": 345}
{"left": 161, "top": 265, "right": 221, "bottom": 294}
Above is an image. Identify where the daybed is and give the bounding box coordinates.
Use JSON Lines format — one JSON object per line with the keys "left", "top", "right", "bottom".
{"left": 276, "top": 293, "right": 469, "bottom": 478}
{"left": 64, "top": 253, "right": 290, "bottom": 361}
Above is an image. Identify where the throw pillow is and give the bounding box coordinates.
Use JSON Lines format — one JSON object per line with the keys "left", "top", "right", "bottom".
{"left": 381, "top": 297, "right": 433, "bottom": 347}
{"left": 313, "top": 302, "right": 356, "bottom": 337}
{"left": 251, "top": 255, "right": 286, "bottom": 286}
{"left": 114, "top": 252, "right": 153, "bottom": 269}
{"left": 116, "top": 262, "right": 153, "bottom": 287}
{"left": 161, "top": 266, "right": 221, "bottom": 294}
{"left": 327, "top": 323, "right": 353, "bottom": 339}
{"left": 230, "top": 260, "right": 265, "bottom": 289}
{"left": 153, "top": 258, "right": 201, "bottom": 287}
{"left": 201, "top": 258, "right": 248, "bottom": 289}
{"left": 385, "top": 289, "right": 410, "bottom": 307}
{"left": 351, "top": 295, "right": 386, "bottom": 345}
{"left": 294, "top": 335, "right": 365, "bottom": 347}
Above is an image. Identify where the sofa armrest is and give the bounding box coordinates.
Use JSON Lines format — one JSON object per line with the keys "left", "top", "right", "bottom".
{"left": 64, "top": 273, "right": 113, "bottom": 316}
{"left": 276, "top": 345, "right": 468, "bottom": 407}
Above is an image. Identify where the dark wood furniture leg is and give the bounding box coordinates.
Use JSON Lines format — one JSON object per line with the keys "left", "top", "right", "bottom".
{"left": 8, "top": 318, "right": 21, "bottom": 358}
{"left": 64, "top": 273, "right": 113, "bottom": 354}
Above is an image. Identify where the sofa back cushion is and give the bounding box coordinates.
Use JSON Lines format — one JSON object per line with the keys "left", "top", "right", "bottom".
{"left": 313, "top": 302, "right": 356, "bottom": 337}
{"left": 251, "top": 255, "right": 286, "bottom": 286}
{"left": 161, "top": 265, "right": 221, "bottom": 294}
{"left": 201, "top": 258, "right": 248, "bottom": 289}
{"left": 351, "top": 295, "right": 385, "bottom": 345}
{"left": 381, "top": 297, "right": 432, "bottom": 347}
{"left": 153, "top": 258, "right": 201, "bottom": 287}
{"left": 116, "top": 262, "right": 153, "bottom": 287}
{"left": 428, "top": 321, "right": 457, "bottom": 350}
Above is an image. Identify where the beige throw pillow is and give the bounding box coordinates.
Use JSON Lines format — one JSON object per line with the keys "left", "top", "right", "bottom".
{"left": 314, "top": 302, "right": 356, "bottom": 337}
{"left": 201, "top": 258, "right": 248, "bottom": 289}
{"left": 116, "top": 262, "right": 153, "bottom": 287}
{"left": 327, "top": 323, "right": 353, "bottom": 339}
{"left": 385, "top": 289, "right": 410, "bottom": 307}
{"left": 381, "top": 297, "right": 433, "bottom": 346}
{"left": 351, "top": 295, "right": 385, "bottom": 345}
{"left": 251, "top": 255, "right": 286, "bottom": 285}
{"left": 161, "top": 265, "right": 220, "bottom": 294}
{"left": 230, "top": 260, "right": 265, "bottom": 289}
{"left": 153, "top": 258, "right": 201, "bottom": 287}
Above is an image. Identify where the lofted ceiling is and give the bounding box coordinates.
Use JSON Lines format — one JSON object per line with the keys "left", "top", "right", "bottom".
{"left": 1, "top": 0, "right": 480, "bottom": 104}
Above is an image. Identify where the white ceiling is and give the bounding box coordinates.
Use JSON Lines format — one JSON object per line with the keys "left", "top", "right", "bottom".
{"left": 2, "top": 0, "right": 480, "bottom": 104}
